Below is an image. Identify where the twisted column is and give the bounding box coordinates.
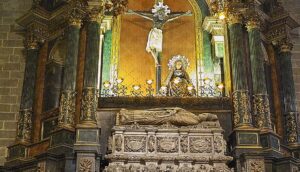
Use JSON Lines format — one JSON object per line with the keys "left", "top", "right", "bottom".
{"left": 246, "top": 16, "right": 272, "bottom": 130}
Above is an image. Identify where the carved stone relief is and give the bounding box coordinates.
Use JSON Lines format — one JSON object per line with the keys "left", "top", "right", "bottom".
{"left": 180, "top": 136, "right": 188, "bottom": 153}
{"left": 114, "top": 135, "right": 122, "bottom": 152}
{"left": 189, "top": 137, "right": 212, "bottom": 153}
{"left": 124, "top": 136, "right": 146, "bottom": 152}
{"left": 157, "top": 137, "right": 179, "bottom": 153}
{"left": 148, "top": 135, "right": 155, "bottom": 152}
{"left": 79, "top": 158, "right": 92, "bottom": 172}
{"left": 105, "top": 108, "right": 232, "bottom": 171}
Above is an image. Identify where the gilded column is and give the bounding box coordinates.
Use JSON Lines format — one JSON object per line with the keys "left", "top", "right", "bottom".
{"left": 277, "top": 40, "right": 299, "bottom": 144}
{"left": 228, "top": 13, "right": 252, "bottom": 128}
{"left": 80, "top": 9, "right": 102, "bottom": 126}
{"left": 58, "top": 13, "right": 83, "bottom": 129}
{"left": 16, "top": 37, "right": 39, "bottom": 144}
{"left": 246, "top": 16, "right": 272, "bottom": 130}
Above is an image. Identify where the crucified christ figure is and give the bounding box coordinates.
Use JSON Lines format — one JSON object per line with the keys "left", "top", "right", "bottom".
{"left": 127, "top": 2, "right": 192, "bottom": 92}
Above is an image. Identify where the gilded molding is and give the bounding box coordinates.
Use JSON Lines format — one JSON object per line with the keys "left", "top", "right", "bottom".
{"left": 286, "top": 112, "right": 298, "bottom": 144}
{"left": 16, "top": 109, "right": 33, "bottom": 143}
{"left": 232, "top": 90, "right": 252, "bottom": 128}
{"left": 58, "top": 90, "right": 76, "bottom": 129}
{"left": 253, "top": 94, "right": 272, "bottom": 130}
{"left": 80, "top": 87, "right": 99, "bottom": 125}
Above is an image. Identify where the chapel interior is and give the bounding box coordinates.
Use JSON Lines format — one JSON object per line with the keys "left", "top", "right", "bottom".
{"left": 0, "top": 0, "right": 300, "bottom": 171}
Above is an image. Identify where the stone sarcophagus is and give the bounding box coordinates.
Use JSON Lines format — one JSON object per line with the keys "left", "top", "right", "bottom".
{"left": 104, "top": 108, "right": 233, "bottom": 172}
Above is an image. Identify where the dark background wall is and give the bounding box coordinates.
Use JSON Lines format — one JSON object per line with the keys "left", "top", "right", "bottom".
{"left": 282, "top": 0, "right": 300, "bottom": 112}
{"left": 0, "top": 0, "right": 32, "bottom": 166}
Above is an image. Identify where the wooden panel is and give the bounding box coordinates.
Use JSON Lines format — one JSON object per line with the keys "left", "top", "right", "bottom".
{"left": 267, "top": 44, "right": 283, "bottom": 137}
{"left": 27, "top": 140, "right": 50, "bottom": 157}
{"left": 75, "top": 27, "right": 87, "bottom": 124}
{"left": 33, "top": 42, "right": 48, "bottom": 142}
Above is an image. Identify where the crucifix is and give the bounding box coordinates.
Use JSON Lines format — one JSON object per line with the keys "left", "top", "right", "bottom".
{"left": 127, "top": 1, "right": 192, "bottom": 92}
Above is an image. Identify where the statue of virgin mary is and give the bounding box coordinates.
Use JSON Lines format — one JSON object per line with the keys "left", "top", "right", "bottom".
{"left": 162, "top": 55, "right": 195, "bottom": 96}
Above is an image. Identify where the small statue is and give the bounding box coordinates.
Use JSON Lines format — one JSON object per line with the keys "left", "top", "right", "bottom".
{"left": 117, "top": 107, "right": 218, "bottom": 126}
{"left": 162, "top": 55, "right": 195, "bottom": 96}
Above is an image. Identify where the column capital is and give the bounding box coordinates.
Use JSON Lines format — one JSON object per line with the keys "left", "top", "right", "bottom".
{"left": 25, "top": 31, "right": 39, "bottom": 50}
{"left": 87, "top": 7, "right": 104, "bottom": 23}
{"left": 25, "top": 24, "right": 48, "bottom": 50}
{"left": 67, "top": 0, "right": 86, "bottom": 27}
{"left": 108, "top": 0, "right": 128, "bottom": 16}
{"left": 279, "top": 39, "right": 293, "bottom": 53}
{"left": 246, "top": 14, "right": 261, "bottom": 31}
{"left": 26, "top": 38, "right": 39, "bottom": 50}
{"left": 68, "top": 10, "right": 84, "bottom": 27}
{"left": 227, "top": 12, "right": 243, "bottom": 25}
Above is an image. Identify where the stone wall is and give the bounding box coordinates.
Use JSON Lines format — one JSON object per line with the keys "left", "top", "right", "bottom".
{"left": 0, "top": 0, "right": 32, "bottom": 166}
{"left": 282, "top": 0, "right": 300, "bottom": 112}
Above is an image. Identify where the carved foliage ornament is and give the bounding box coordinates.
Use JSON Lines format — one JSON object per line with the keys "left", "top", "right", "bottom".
{"left": 58, "top": 90, "right": 76, "bottom": 128}
{"left": 286, "top": 112, "right": 298, "bottom": 143}
{"left": 17, "top": 109, "right": 33, "bottom": 143}
{"left": 79, "top": 158, "right": 93, "bottom": 172}
{"left": 247, "top": 159, "right": 264, "bottom": 172}
{"left": 81, "top": 87, "right": 99, "bottom": 123}
{"left": 252, "top": 94, "right": 272, "bottom": 130}
{"left": 232, "top": 90, "right": 251, "bottom": 127}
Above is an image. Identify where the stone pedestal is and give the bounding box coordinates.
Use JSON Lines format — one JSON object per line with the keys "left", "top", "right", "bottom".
{"left": 229, "top": 127, "right": 262, "bottom": 157}
{"left": 105, "top": 121, "right": 232, "bottom": 171}
{"left": 6, "top": 143, "right": 28, "bottom": 162}
{"left": 260, "top": 131, "right": 282, "bottom": 156}
{"left": 74, "top": 125, "right": 101, "bottom": 172}
{"left": 48, "top": 128, "right": 75, "bottom": 155}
